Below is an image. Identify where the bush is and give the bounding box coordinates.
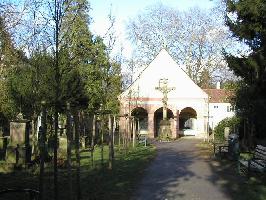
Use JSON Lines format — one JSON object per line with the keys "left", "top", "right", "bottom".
{"left": 214, "top": 116, "right": 240, "bottom": 142}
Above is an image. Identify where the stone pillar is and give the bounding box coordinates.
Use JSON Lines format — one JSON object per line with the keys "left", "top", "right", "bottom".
{"left": 176, "top": 110, "right": 180, "bottom": 138}
{"left": 170, "top": 118, "right": 176, "bottom": 139}
{"left": 148, "top": 113, "right": 154, "bottom": 138}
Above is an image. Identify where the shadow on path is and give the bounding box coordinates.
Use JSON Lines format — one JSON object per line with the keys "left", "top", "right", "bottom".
{"left": 206, "top": 149, "right": 266, "bottom": 200}
{"left": 131, "top": 138, "right": 231, "bottom": 200}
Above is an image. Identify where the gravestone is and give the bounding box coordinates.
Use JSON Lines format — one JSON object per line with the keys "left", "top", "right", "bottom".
{"left": 0, "top": 131, "right": 8, "bottom": 160}
{"left": 6, "top": 113, "right": 31, "bottom": 165}
{"left": 224, "top": 127, "right": 230, "bottom": 140}
{"left": 10, "top": 122, "right": 27, "bottom": 146}
{"left": 58, "top": 136, "right": 67, "bottom": 158}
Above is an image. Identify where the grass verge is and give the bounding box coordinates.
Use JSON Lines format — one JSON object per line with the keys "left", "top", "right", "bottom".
{"left": 0, "top": 144, "right": 156, "bottom": 200}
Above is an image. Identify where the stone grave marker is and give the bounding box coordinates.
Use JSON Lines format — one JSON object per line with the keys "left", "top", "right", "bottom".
{"left": 224, "top": 127, "right": 230, "bottom": 140}
{"left": 6, "top": 114, "right": 31, "bottom": 165}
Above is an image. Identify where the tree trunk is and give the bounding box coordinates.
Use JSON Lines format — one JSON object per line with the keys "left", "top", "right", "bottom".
{"left": 66, "top": 103, "right": 72, "bottom": 200}
{"left": 118, "top": 119, "right": 121, "bottom": 151}
{"left": 123, "top": 118, "right": 127, "bottom": 151}
{"left": 73, "top": 109, "right": 81, "bottom": 200}
{"left": 91, "top": 114, "right": 96, "bottom": 168}
{"left": 112, "top": 116, "right": 115, "bottom": 159}
{"left": 108, "top": 114, "right": 113, "bottom": 170}
{"left": 54, "top": 110, "right": 59, "bottom": 200}
{"left": 132, "top": 118, "right": 136, "bottom": 148}
{"left": 31, "top": 112, "right": 38, "bottom": 156}
{"left": 101, "top": 119, "right": 104, "bottom": 168}
{"left": 39, "top": 102, "right": 46, "bottom": 200}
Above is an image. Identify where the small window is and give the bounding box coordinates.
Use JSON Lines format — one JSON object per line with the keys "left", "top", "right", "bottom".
{"left": 227, "top": 106, "right": 235, "bottom": 112}
{"left": 214, "top": 105, "right": 218, "bottom": 109}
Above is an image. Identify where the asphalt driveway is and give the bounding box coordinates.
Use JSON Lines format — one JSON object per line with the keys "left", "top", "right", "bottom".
{"left": 131, "top": 138, "right": 232, "bottom": 200}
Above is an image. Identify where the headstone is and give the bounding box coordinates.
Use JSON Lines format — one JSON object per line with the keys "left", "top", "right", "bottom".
{"left": 10, "top": 122, "right": 27, "bottom": 147}
{"left": 80, "top": 136, "right": 86, "bottom": 149}
{"left": 7, "top": 115, "right": 31, "bottom": 165}
{"left": 0, "top": 135, "right": 7, "bottom": 160}
{"left": 58, "top": 136, "right": 67, "bottom": 158}
{"left": 224, "top": 127, "right": 230, "bottom": 140}
{"left": 0, "top": 136, "right": 3, "bottom": 149}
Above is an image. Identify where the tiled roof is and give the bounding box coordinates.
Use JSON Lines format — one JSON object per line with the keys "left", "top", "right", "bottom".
{"left": 203, "top": 89, "right": 234, "bottom": 103}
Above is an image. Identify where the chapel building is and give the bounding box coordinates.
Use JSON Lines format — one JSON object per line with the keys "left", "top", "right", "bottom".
{"left": 119, "top": 49, "right": 234, "bottom": 139}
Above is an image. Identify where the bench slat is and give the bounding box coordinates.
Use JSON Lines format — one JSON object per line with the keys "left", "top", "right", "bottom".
{"left": 250, "top": 160, "right": 266, "bottom": 172}
{"left": 255, "top": 147, "right": 266, "bottom": 154}
{"left": 252, "top": 159, "right": 266, "bottom": 167}
{"left": 254, "top": 148, "right": 266, "bottom": 160}
{"left": 257, "top": 145, "right": 266, "bottom": 151}
{"left": 239, "top": 144, "right": 266, "bottom": 174}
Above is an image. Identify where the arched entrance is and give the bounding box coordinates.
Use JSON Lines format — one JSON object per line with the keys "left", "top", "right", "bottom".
{"left": 131, "top": 107, "right": 148, "bottom": 134}
{"left": 179, "top": 107, "right": 197, "bottom": 135}
{"left": 154, "top": 107, "right": 174, "bottom": 137}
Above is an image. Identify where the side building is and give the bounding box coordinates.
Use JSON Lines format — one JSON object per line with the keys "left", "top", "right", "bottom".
{"left": 204, "top": 87, "right": 235, "bottom": 132}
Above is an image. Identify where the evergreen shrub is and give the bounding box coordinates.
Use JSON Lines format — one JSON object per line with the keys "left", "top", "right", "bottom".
{"left": 214, "top": 116, "right": 240, "bottom": 142}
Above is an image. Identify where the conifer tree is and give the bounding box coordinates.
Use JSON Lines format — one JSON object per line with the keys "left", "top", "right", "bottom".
{"left": 225, "top": 0, "right": 266, "bottom": 139}
{"left": 60, "top": 0, "right": 93, "bottom": 108}
{"left": 0, "top": 16, "right": 21, "bottom": 129}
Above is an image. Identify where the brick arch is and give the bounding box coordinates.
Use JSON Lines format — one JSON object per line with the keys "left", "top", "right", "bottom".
{"left": 131, "top": 106, "right": 148, "bottom": 115}
{"left": 179, "top": 107, "right": 197, "bottom": 131}
{"left": 179, "top": 107, "right": 197, "bottom": 118}
{"left": 120, "top": 102, "right": 180, "bottom": 139}
{"left": 131, "top": 107, "right": 149, "bottom": 133}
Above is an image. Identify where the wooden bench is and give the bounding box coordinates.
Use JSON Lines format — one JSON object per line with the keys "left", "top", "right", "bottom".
{"left": 213, "top": 141, "right": 229, "bottom": 157}
{"left": 238, "top": 145, "right": 266, "bottom": 174}
{"left": 0, "top": 188, "right": 39, "bottom": 200}
{"left": 138, "top": 134, "right": 147, "bottom": 147}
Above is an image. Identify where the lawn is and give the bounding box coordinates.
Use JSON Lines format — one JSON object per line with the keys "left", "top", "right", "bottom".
{"left": 0, "top": 144, "right": 156, "bottom": 200}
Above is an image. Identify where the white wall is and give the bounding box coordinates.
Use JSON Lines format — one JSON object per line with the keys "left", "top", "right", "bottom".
{"left": 208, "top": 102, "right": 235, "bottom": 130}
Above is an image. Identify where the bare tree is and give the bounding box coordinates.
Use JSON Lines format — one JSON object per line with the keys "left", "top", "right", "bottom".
{"left": 127, "top": 3, "right": 238, "bottom": 86}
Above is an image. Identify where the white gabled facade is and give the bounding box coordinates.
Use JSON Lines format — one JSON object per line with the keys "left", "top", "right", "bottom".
{"left": 119, "top": 50, "right": 236, "bottom": 139}
{"left": 119, "top": 49, "right": 210, "bottom": 138}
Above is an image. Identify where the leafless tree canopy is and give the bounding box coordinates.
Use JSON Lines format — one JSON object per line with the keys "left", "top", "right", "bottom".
{"left": 126, "top": 3, "right": 238, "bottom": 87}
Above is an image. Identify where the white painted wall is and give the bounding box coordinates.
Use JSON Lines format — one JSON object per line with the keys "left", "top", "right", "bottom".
{"left": 208, "top": 102, "right": 235, "bottom": 130}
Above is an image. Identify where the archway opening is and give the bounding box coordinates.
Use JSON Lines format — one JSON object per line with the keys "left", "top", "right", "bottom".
{"left": 154, "top": 107, "right": 174, "bottom": 137}
{"left": 131, "top": 107, "right": 148, "bottom": 133}
{"left": 179, "top": 107, "right": 197, "bottom": 135}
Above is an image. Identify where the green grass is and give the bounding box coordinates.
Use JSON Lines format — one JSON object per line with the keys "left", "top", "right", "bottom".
{"left": 0, "top": 144, "right": 156, "bottom": 200}
{"left": 239, "top": 152, "right": 254, "bottom": 160}
{"left": 81, "top": 145, "right": 156, "bottom": 200}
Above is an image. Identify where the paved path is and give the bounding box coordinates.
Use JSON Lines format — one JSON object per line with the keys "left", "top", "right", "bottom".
{"left": 131, "top": 138, "right": 232, "bottom": 200}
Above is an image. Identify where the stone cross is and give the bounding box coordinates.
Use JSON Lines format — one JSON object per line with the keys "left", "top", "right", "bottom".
{"left": 155, "top": 78, "right": 175, "bottom": 120}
